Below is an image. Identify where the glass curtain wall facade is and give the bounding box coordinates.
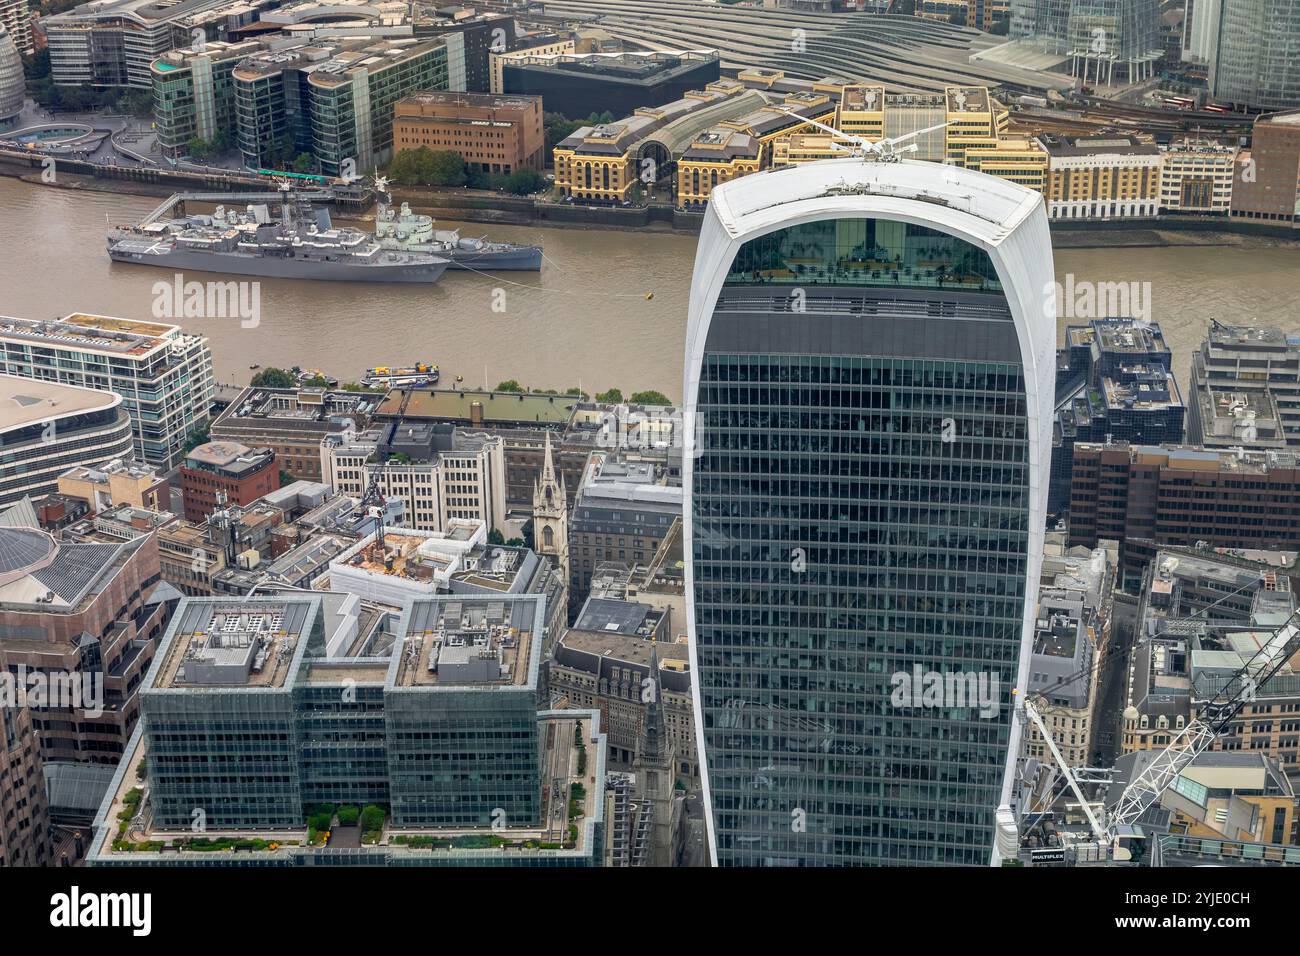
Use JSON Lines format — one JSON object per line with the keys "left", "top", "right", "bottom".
{"left": 1211, "top": 0, "right": 1300, "bottom": 111}
{"left": 685, "top": 162, "right": 1055, "bottom": 867}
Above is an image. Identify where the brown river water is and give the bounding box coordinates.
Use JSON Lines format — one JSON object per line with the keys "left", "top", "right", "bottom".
{"left": 3, "top": 176, "right": 1299, "bottom": 401}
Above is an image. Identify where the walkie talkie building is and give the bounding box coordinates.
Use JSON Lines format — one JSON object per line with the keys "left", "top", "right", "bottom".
{"left": 683, "top": 158, "right": 1056, "bottom": 865}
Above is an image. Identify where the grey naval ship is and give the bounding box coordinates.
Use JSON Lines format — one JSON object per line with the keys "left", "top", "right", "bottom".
{"left": 107, "top": 183, "right": 449, "bottom": 283}
{"left": 372, "top": 177, "right": 542, "bottom": 271}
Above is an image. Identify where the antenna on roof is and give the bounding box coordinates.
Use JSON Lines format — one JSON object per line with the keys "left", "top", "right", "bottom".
{"left": 776, "top": 107, "right": 949, "bottom": 163}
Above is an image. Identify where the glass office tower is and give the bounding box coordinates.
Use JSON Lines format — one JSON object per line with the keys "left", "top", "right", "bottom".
{"left": 684, "top": 159, "right": 1056, "bottom": 866}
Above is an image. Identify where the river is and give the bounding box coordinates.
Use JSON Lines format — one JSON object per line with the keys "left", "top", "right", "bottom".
{"left": 2, "top": 175, "right": 1299, "bottom": 401}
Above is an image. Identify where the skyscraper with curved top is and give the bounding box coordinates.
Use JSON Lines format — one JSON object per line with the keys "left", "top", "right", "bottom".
{"left": 683, "top": 156, "right": 1056, "bottom": 866}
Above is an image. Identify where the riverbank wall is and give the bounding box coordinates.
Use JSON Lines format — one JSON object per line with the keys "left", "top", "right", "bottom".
{"left": 4, "top": 151, "right": 1297, "bottom": 245}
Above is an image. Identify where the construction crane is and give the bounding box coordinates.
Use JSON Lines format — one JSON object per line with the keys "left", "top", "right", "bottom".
{"left": 1016, "top": 603, "right": 1300, "bottom": 862}
{"left": 359, "top": 453, "right": 391, "bottom": 551}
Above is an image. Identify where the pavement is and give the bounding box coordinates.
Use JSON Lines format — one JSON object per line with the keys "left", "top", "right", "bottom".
{"left": 4, "top": 98, "right": 251, "bottom": 176}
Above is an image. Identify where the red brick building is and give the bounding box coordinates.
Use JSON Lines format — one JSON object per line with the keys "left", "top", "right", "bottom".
{"left": 180, "top": 441, "right": 279, "bottom": 522}
{"left": 393, "top": 91, "right": 546, "bottom": 175}
{"left": 1068, "top": 442, "right": 1300, "bottom": 584}
{"left": 0, "top": 526, "right": 174, "bottom": 765}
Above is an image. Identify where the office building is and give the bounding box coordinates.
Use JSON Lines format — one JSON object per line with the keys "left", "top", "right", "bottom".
{"left": 1229, "top": 111, "right": 1300, "bottom": 224}
{"left": 0, "top": 313, "right": 214, "bottom": 470}
{"left": 44, "top": 0, "right": 258, "bottom": 88}
{"left": 1187, "top": 322, "right": 1300, "bottom": 447}
{"left": 502, "top": 50, "right": 720, "bottom": 119}
{"left": 179, "top": 441, "right": 279, "bottom": 522}
{"left": 1021, "top": 536, "right": 1115, "bottom": 768}
{"left": 233, "top": 37, "right": 449, "bottom": 174}
{"left": 1123, "top": 547, "right": 1300, "bottom": 772}
{"left": 1010, "top": 0, "right": 1162, "bottom": 82}
{"left": 1211, "top": 0, "right": 1300, "bottom": 112}
{"left": 0, "top": 23, "right": 21, "bottom": 131}
{"left": 490, "top": 31, "right": 574, "bottom": 94}
{"left": 1182, "top": 0, "right": 1221, "bottom": 65}
{"left": 305, "top": 37, "right": 449, "bottom": 176}
{"left": 322, "top": 422, "right": 506, "bottom": 534}
{"left": 1041, "top": 134, "right": 1161, "bottom": 220}
{"left": 0, "top": 518, "right": 173, "bottom": 764}
{"left": 368, "top": 387, "right": 588, "bottom": 507}
{"left": 58, "top": 459, "right": 168, "bottom": 513}
{"left": 413, "top": 9, "right": 515, "bottom": 93}
{"left": 0, "top": 705, "right": 48, "bottom": 866}
{"left": 0, "top": 375, "right": 136, "bottom": 508}
{"left": 209, "top": 384, "right": 375, "bottom": 482}
{"left": 151, "top": 40, "right": 264, "bottom": 159}
{"left": 1064, "top": 0, "right": 1163, "bottom": 84}
{"left": 568, "top": 452, "right": 682, "bottom": 619}
{"left": 550, "top": 597, "right": 697, "bottom": 778}
{"left": 89, "top": 593, "right": 607, "bottom": 866}
{"left": 1159, "top": 138, "right": 1237, "bottom": 214}
{"left": 684, "top": 157, "right": 1056, "bottom": 865}
{"left": 1068, "top": 443, "right": 1300, "bottom": 583}
{"left": 394, "top": 91, "right": 545, "bottom": 175}
{"left": 1051, "top": 319, "right": 1184, "bottom": 513}
{"left": 0, "top": 0, "right": 32, "bottom": 56}
{"left": 556, "top": 79, "right": 761, "bottom": 205}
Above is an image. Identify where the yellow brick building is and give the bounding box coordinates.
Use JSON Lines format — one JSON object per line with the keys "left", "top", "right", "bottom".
{"left": 553, "top": 122, "right": 638, "bottom": 203}
{"left": 1041, "top": 134, "right": 1162, "bottom": 220}
{"left": 677, "top": 128, "right": 762, "bottom": 208}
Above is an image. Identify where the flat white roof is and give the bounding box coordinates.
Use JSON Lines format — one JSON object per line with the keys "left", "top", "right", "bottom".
{"left": 0, "top": 373, "right": 121, "bottom": 433}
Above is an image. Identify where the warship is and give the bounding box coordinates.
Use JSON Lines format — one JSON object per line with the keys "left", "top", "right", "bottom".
{"left": 106, "top": 183, "right": 450, "bottom": 283}
{"left": 371, "top": 177, "right": 542, "bottom": 271}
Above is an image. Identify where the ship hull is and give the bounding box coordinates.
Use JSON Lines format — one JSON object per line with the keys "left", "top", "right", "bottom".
{"left": 378, "top": 240, "right": 542, "bottom": 271}
{"left": 108, "top": 246, "right": 449, "bottom": 283}
{"left": 445, "top": 246, "right": 543, "bottom": 272}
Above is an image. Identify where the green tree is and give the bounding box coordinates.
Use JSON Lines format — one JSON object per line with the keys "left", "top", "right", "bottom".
{"left": 186, "top": 136, "right": 210, "bottom": 160}
{"left": 487, "top": 528, "right": 505, "bottom": 545}
{"left": 426, "top": 149, "right": 468, "bottom": 185}
{"left": 494, "top": 379, "right": 524, "bottom": 393}
{"left": 544, "top": 112, "right": 584, "bottom": 150}
{"left": 251, "top": 367, "right": 296, "bottom": 388}
{"left": 387, "top": 147, "right": 468, "bottom": 187}
{"left": 565, "top": 387, "right": 589, "bottom": 400}
{"left": 292, "top": 152, "right": 315, "bottom": 174}
{"left": 629, "top": 390, "right": 671, "bottom": 405}
{"left": 502, "top": 169, "right": 546, "bottom": 195}
{"left": 595, "top": 388, "right": 623, "bottom": 403}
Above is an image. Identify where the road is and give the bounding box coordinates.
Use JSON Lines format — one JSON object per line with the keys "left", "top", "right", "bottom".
{"left": 1090, "top": 593, "right": 1139, "bottom": 768}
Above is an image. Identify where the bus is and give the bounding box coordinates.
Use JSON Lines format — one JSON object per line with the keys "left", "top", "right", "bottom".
{"left": 254, "top": 168, "right": 329, "bottom": 185}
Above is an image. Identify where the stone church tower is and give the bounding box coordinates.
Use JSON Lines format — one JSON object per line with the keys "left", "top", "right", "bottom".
{"left": 634, "top": 642, "right": 681, "bottom": 867}
{"left": 532, "top": 431, "right": 568, "bottom": 579}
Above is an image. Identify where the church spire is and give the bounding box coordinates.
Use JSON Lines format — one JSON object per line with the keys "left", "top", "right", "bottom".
{"left": 641, "top": 641, "right": 666, "bottom": 763}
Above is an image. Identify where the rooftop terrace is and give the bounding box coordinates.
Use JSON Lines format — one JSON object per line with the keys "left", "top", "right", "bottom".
{"left": 151, "top": 599, "right": 312, "bottom": 689}
{"left": 393, "top": 596, "right": 536, "bottom": 688}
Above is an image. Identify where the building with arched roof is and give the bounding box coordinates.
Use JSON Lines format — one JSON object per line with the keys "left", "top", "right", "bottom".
{"left": 683, "top": 156, "right": 1056, "bottom": 866}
